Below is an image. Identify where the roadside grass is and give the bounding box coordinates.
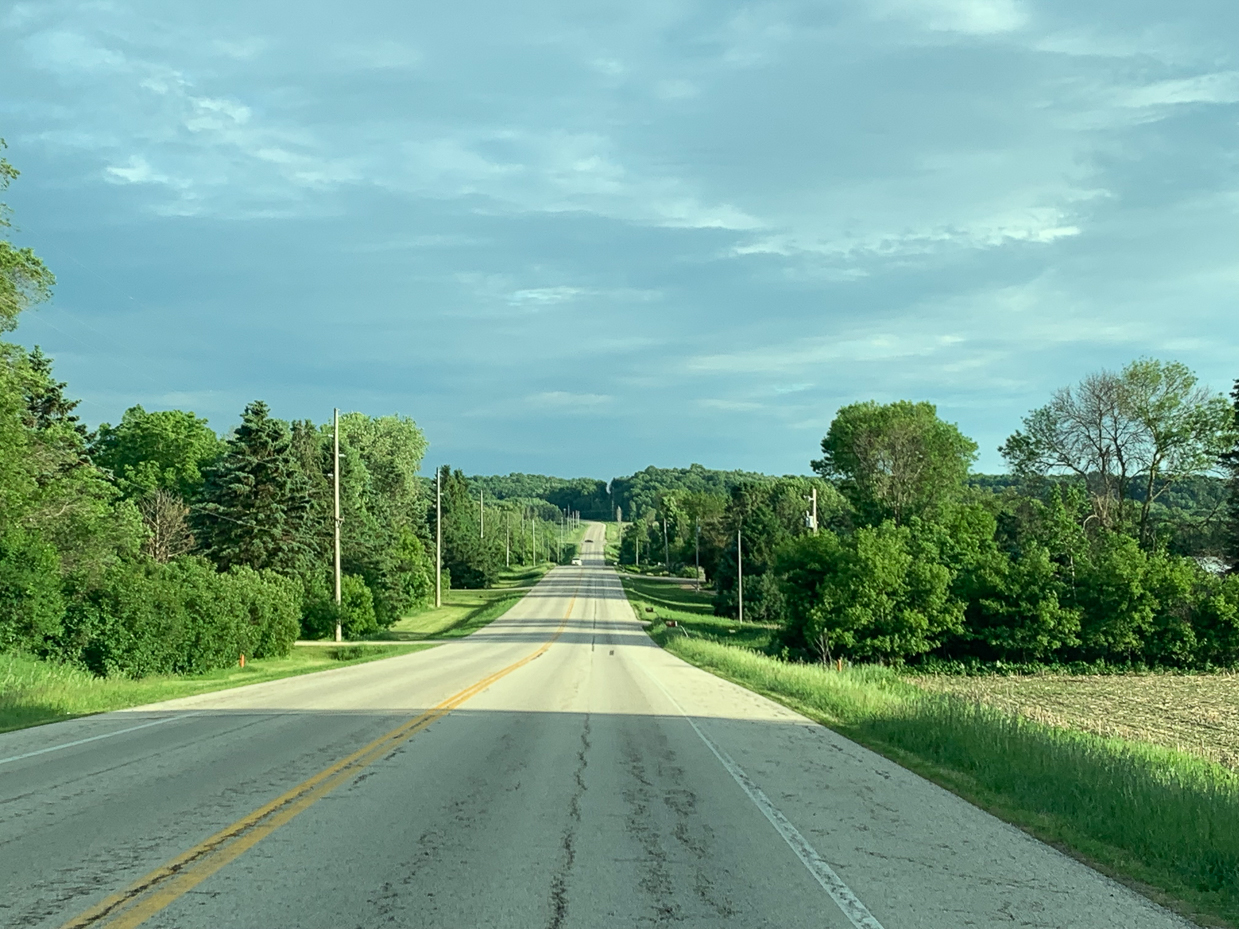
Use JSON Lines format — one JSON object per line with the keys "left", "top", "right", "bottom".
{"left": 622, "top": 578, "right": 1239, "bottom": 927}
{"left": 491, "top": 563, "right": 555, "bottom": 588}
{"left": 380, "top": 586, "right": 531, "bottom": 641}
{"left": 602, "top": 521, "right": 621, "bottom": 564}
{"left": 0, "top": 643, "right": 434, "bottom": 734}
{"left": 621, "top": 573, "right": 777, "bottom": 652}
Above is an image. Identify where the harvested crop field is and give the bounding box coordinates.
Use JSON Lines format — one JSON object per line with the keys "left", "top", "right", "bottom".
{"left": 912, "top": 673, "right": 1239, "bottom": 771}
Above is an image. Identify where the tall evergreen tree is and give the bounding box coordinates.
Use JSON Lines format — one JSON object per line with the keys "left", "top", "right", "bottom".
{"left": 1223, "top": 380, "right": 1239, "bottom": 572}
{"left": 193, "top": 401, "right": 312, "bottom": 574}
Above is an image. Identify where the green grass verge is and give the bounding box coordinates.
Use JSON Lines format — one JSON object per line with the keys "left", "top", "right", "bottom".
{"left": 380, "top": 585, "right": 530, "bottom": 641}
{"left": 621, "top": 573, "right": 777, "bottom": 652}
{"left": 0, "top": 643, "right": 435, "bottom": 734}
{"left": 623, "top": 576, "right": 1239, "bottom": 928}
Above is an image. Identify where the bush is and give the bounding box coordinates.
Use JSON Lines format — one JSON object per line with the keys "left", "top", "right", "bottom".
{"left": 299, "top": 573, "right": 377, "bottom": 640}
{"left": 50, "top": 557, "right": 299, "bottom": 677}
{"left": 0, "top": 529, "right": 65, "bottom": 651}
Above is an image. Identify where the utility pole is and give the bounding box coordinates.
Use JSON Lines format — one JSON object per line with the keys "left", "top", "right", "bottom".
{"left": 505, "top": 513, "right": 510, "bottom": 568}
{"left": 695, "top": 522, "right": 701, "bottom": 591}
{"left": 480, "top": 489, "right": 484, "bottom": 539}
{"left": 333, "top": 409, "right": 342, "bottom": 643}
{"left": 737, "top": 528, "right": 744, "bottom": 624}
{"left": 810, "top": 486, "right": 818, "bottom": 534}
{"left": 663, "top": 518, "right": 670, "bottom": 574}
{"left": 435, "top": 466, "right": 442, "bottom": 608}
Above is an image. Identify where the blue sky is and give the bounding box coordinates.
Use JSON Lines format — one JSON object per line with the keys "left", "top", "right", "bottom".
{"left": 2, "top": 0, "right": 1237, "bottom": 479}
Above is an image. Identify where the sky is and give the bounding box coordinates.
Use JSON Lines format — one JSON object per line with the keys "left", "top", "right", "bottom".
{"left": 2, "top": 0, "right": 1237, "bottom": 479}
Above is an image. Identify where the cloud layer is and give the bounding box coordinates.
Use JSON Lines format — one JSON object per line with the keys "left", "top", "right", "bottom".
{"left": 3, "top": 0, "right": 1237, "bottom": 476}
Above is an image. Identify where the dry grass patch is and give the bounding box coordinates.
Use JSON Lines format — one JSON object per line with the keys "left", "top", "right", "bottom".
{"left": 913, "top": 672, "right": 1239, "bottom": 771}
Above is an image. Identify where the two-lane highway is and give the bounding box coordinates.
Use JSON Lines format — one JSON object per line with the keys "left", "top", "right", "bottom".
{"left": 1, "top": 526, "right": 1193, "bottom": 927}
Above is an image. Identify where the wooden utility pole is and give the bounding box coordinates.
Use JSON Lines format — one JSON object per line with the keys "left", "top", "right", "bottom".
{"left": 480, "top": 489, "right": 484, "bottom": 539}
{"left": 505, "top": 513, "right": 510, "bottom": 567}
{"left": 737, "top": 528, "right": 744, "bottom": 624}
{"left": 695, "top": 522, "right": 700, "bottom": 591}
{"left": 663, "top": 518, "right": 670, "bottom": 573}
{"left": 810, "top": 486, "right": 818, "bottom": 534}
{"left": 435, "top": 467, "right": 442, "bottom": 608}
{"left": 333, "top": 409, "right": 342, "bottom": 643}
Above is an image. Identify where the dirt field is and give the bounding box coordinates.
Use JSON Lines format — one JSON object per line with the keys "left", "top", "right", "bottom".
{"left": 912, "top": 673, "right": 1239, "bottom": 770}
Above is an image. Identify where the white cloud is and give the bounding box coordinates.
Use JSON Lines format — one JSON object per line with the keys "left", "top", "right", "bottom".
{"left": 507, "top": 287, "right": 585, "bottom": 307}
{"left": 527, "top": 391, "right": 612, "bottom": 409}
{"left": 104, "top": 155, "right": 177, "bottom": 186}
{"left": 1122, "top": 71, "right": 1239, "bottom": 108}
{"left": 875, "top": 0, "right": 1028, "bottom": 36}
{"left": 25, "top": 29, "right": 126, "bottom": 72}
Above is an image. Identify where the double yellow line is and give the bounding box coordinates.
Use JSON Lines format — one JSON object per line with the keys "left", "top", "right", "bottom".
{"left": 61, "top": 589, "right": 578, "bottom": 929}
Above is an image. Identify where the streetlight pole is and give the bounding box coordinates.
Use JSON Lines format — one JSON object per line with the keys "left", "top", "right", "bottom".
{"left": 333, "top": 409, "right": 342, "bottom": 643}
{"left": 435, "top": 466, "right": 442, "bottom": 608}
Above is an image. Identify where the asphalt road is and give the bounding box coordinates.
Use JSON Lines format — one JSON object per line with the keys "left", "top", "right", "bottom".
{"left": 1, "top": 525, "right": 1194, "bottom": 928}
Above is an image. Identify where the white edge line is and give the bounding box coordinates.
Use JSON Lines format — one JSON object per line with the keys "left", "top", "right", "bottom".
{"left": 640, "top": 665, "right": 886, "bottom": 929}
{"left": 0, "top": 714, "right": 195, "bottom": 767}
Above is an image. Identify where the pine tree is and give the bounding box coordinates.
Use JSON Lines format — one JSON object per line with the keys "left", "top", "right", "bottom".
{"left": 193, "top": 401, "right": 312, "bottom": 574}
{"left": 22, "top": 346, "right": 86, "bottom": 437}
{"left": 1223, "top": 380, "right": 1239, "bottom": 572}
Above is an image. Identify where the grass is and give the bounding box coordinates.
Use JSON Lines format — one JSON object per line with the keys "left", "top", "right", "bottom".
{"left": 621, "top": 573, "right": 777, "bottom": 652}
{"left": 622, "top": 578, "right": 1239, "bottom": 927}
{"left": 0, "top": 643, "right": 435, "bottom": 734}
{"left": 377, "top": 578, "right": 538, "bottom": 641}
{"left": 2, "top": 566, "right": 549, "bottom": 734}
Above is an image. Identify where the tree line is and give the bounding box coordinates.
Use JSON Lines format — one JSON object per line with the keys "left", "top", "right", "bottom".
{"left": 622, "top": 362, "right": 1239, "bottom": 670}
{"left": 0, "top": 144, "right": 571, "bottom": 678}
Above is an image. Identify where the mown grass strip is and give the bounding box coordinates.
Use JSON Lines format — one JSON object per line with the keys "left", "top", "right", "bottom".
{"left": 0, "top": 644, "right": 435, "bottom": 734}
{"left": 381, "top": 585, "right": 532, "bottom": 641}
{"left": 623, "top": 578, "right": 1239, "bottom": 928}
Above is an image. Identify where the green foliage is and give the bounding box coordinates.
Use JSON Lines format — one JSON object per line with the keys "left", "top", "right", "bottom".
{"left": 91, "top": 406, "right": 224, "bottom": 499}
{"left": 193, "top": 401, "right": 314, "bottom": 574}
{"left": 469, "top": 472, "right": 610, "bottom": 518}
{"left": 1223, "top": 380, "right": 1239, "bottom": 569}
{"left": 814, "top": 400, "right": 977, "bottom": 526}
{"left": 1002, "top": 359, "right": 1235, "bottom": 546}
{"left": 0, "top": 140, "right": 56, "bottom": 332}
{"left": 777, "top": 522, "right": 963, "bottom": 663}
{"left": 0, "top": 528, "right": 65, "bottom": 651}
{"left": 299, "top": 573, "right": 378, "bottom": 640}
{"left": 611, "top": 464, "right": 776, "bottom": 523}
{"left": 51, "top": 557, "right": 300, "bottom": 677}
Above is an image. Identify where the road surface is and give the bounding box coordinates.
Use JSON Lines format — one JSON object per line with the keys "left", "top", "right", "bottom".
{"left": 1, "top": 525, "right": 1193, "bottom": 928}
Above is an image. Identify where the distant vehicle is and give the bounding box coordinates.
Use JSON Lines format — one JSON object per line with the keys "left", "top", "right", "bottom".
{"left": 571, "top": 558, "right": 582, "bottom": 566}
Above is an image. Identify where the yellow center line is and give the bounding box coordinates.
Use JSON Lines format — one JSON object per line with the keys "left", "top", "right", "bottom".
{"left": 60, "top": 585, "right": 580, "bottom": 929}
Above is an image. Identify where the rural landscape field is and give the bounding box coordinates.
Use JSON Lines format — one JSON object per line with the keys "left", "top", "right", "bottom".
{"left": 4, "top": 2, "right": 1239, "bottom": 927}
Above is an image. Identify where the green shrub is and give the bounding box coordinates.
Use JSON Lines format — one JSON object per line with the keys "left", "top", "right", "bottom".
{"left": 0, "top": 528, "right": 65, "bottom": 651}
{"left": 299, "top": 573, "right": 377, "bottom": 640}
{"left": 51, "top": 557, "right": 300, "bottom": 677}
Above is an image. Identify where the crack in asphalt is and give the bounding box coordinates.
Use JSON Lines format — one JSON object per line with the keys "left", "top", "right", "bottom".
{"left": 548, "top": 713, "right": 591, "bottom": 929}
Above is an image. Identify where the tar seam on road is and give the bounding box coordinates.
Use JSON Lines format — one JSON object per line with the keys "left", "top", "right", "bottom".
{"left": 56, "top": 584, "right": 581, "bottom": 929}
{"left": 638, "top": 661, "right": 886, "bottom": 929}
{"left": 0, "top": 714, "right": 198, "bottom": 767}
